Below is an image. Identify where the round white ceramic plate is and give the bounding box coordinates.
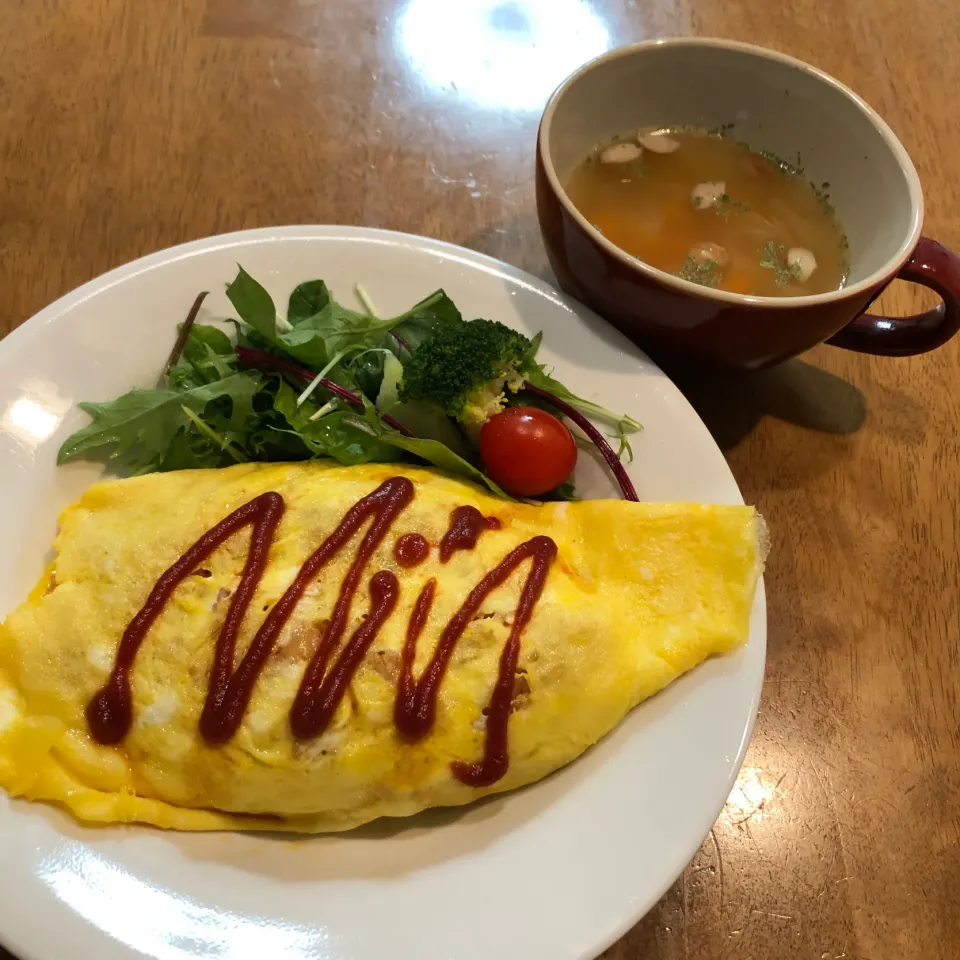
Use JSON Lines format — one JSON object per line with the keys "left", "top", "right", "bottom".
{"left": 0, "top": 226, "right": 765, "bottom": 960}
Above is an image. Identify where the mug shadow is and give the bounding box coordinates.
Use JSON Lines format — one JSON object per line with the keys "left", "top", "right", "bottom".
{"left": 657, "top": 355, "right": 867, "bottom": 451}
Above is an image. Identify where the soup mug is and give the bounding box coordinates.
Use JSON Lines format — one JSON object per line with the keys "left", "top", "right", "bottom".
{"left": 536, "top": 38, "right": 960, "bottom": 371}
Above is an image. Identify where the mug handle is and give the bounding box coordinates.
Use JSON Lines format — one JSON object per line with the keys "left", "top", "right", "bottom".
{"left": 827, "top": 237, "right": 960, "bottom": 355}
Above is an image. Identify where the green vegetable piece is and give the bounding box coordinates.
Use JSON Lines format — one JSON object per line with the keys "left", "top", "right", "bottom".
{"left": 297, "top": 411, "right": 399, "bottom": 466}
{"left": 377, "top": 432, "right": 511, "bottom": 498}
{"left": 521, "top": 364, "right": 642, "bottom": 437}
{"left": 376, "top": 351, "right": 404, "bottom": 413}
{"left": 287, "top": 280, "right": 331, "bottom": 324}
{"left": 226, "top": 267, "right": 280, "bottom": 342}
{"left": 388, "top": 290, "right": 462, "bottom": 351}
{"left": 399, "top": 318, "right": 531, "bottom": 430}
{"left": 180, "top": 324, "right": 237, "bottom": 384}
{"left": 352, "top": 398, "right": 507, "bottom": 497}
{"left": 57, "top": 374, "right": 259, "bottom": 474}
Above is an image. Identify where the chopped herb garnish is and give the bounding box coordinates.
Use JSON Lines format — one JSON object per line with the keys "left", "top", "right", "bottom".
{"left": 759, "top": 241, "right": 802, "bottom": 286}
{"left": 676, "top": 254, "right": 723, "bottom": 288}
{"left": 712, "top": 193, "right": 751, "bottom": 218}
{"left": 837, "top": 234, "right": 851, "bottom": 284}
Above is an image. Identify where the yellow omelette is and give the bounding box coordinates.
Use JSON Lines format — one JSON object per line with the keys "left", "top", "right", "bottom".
{"left": 0, "top": 462, "right": 764, "bottom": 832}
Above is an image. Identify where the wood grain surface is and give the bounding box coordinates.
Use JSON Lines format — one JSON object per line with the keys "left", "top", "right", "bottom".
{"left": 2, "top": 1, "right": 958, "bottom": 958}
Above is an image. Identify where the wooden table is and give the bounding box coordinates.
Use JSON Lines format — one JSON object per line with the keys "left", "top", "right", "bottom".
{"left": 2, "top": 1, "right": 958, "bottom": 958}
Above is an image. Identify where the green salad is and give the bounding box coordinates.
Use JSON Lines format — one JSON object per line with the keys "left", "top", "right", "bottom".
{"left": 57, "top": 268, "right": 641, "bottom": 501}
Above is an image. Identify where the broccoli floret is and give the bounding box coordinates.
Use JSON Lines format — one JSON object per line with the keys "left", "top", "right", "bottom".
{"left": 399, "top": 319, "right": 531, "bottom": 431}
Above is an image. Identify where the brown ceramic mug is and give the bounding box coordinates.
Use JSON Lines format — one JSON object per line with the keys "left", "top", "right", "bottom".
{"left": 536, "top": 38, "right": 960, "bottom": 371}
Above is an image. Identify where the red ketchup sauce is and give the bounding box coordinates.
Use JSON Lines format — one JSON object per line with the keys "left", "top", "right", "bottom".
{"left": 438, "top": 505, "right": 501, "bottom": 563}
{"left": 394, "top": 532, "right": 429, "bottom": 568}
{"left": 86, "top": 478, "right": 556, "bottom": 786}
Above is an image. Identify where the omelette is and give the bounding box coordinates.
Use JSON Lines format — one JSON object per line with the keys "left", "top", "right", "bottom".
{"left": 0, "top": 463, "right": 764, "bottom": 832}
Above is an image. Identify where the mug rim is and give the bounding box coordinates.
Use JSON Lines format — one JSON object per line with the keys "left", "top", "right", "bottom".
{"left": 538, "top": 36, "right": 925, "bottom": 309}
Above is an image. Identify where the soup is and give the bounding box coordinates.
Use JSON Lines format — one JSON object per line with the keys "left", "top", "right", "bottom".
{"left": 565, "top": 129, "right": 849, "bottom": 297}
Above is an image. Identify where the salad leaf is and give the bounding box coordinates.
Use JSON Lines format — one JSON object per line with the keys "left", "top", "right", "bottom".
{"left": 185, "top": 323, "right": 233, "bottom": 357}
{"left": 379, "top": 433, "right": 509, "bottom": 497}
{"left": 179, "top": 324, "right": 237, "bottom": 384}
{"left": 522, "top": 363, "right": 643, "bottom": 435}
{"left": 356, "top": 399, "right": 509, "bottom": 498}
{"left": 296, "top": 411, "right": 399, "bottom": 466}
{"left": 228, "top": 268, "right": 449, "bottom": 367}
{"left": 227, "top": 268, "right": 330, "bottom": 367}
{"left": 386, "top": 400, "right": 473, "bottom": 459}
{"left": 389, "top": 290, "right": 462, "bottom": 352}
{"left": 288, "top": 280, "right": 331, "bottom": 324}
{"left": 226, "top": 267, "right": 280, "bottom": 342}
{"left": 292, "top": 300, "right": 393, "bottom": 356}
{"left": 58, "top": 266, "right": 641, "bottom": 502}
{"left": 352, "top": 349, "right": 387, "bottom": 398}
{"left": 376, "top": 352, "right": 404, "bottom": 412}
{"left": 57, "top": 374, "right": 259, "bottom": 473}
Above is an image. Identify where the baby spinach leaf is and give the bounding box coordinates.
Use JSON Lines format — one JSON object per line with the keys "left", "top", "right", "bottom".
{"left": 226, "top": 267, "right": 279, "bottom": 342}
{"left": 376, "top": 433, "right": 510, "bottom": 498}
{"left": 389, "top": 289, "right": 462, "bottom": 351}
{"left": 184, "top": 323, "right": 234, "bottom": 357}
{"left": 288, "top": 280, "right": 331, "bottom": 324}
{"left": 355, "top": 398, "right": 509, "bottom": 497}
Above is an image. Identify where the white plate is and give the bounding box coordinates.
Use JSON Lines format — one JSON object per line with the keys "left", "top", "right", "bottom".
{"left": 0, "top": 226, "right": 765, "bottom": 960}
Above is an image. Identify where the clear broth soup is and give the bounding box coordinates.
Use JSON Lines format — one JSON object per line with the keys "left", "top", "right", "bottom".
{"left": 565, "top": 129, "right": 849, "bottom": 297}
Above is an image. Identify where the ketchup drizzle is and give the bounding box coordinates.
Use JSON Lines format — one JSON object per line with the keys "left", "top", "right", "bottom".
{"left": 86, "top": 492, "right": 284, "bottom": 746}
{"left": 394, "top": 535, "right": 557, "bottom": 786}
{"left": 86, "top": 477, "right": 557, "bottom": 786}
{"left": 394, "top": 532, "right": 429, "bottom": 568}
{"left": 215, "top": 475, "right": 413, "bottom": 743}
{"left": 438, "top": 505, "right": 501, "bottom": 563}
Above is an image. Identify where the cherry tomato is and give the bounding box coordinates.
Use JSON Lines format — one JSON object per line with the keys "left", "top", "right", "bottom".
{"left": 479, "top": 406, "right": 577, "bottom": 497}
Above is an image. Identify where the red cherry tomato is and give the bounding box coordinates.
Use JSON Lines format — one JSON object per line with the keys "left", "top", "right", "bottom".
{"left": 479, "top": 407, "right": 577, "bottom": 497}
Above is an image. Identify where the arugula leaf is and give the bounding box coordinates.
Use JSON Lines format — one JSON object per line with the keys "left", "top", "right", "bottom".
{"left": 228, "top": 268, "right": 393, "bottom": 367}
{"left": 522, "top": 331, "right": 544, "bottom": 365}
{"left": 57, "top": 374, "right": 259, "bottom": 473}
{"left": 288, "top": 280, "right": 331, "bottom": 324}
{"left": 270, "top": 376, "right": 315, "bottom": 430}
